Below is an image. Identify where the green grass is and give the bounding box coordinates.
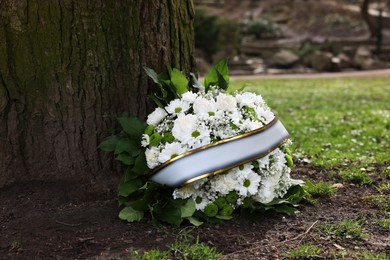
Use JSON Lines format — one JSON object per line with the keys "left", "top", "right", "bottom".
{"left": 231, "top": 78, "right": 390, "bottom": 171}
{"left": 130, "top": 237, "right": 221, "bottom": 260}
{"left": 375, "top": 218, "right": 390, "bottom": 231}
{"left": 282, "top": 242, "right": 322, "bottom": 259}
{"left": 319, "top": 218, "right": 367, "bottom": 239}
{"left": 340, "top": 169, "right": 373, "bottom": 185}
{"left": 364, "top": 194, "right": 390, "bottom": 211}
{"left": 304, "top": 180, "right": 337, "bottom": 204}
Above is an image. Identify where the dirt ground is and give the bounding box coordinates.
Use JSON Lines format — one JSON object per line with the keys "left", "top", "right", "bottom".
{"left": 1, "top": 161, "right": 389, "bottom": 259}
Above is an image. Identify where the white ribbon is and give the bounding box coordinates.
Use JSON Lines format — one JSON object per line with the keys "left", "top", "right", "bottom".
{"left": 149, "top": 117, "right": 289, "bottom": 188}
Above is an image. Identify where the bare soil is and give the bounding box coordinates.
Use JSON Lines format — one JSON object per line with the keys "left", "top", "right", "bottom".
{"left": 1, "top": 162, "right": 389, "bottom": 259}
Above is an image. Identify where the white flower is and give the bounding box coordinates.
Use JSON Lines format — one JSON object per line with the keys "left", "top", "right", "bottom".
{"left": 158, "top": 142, "right": 186, "bottom": 163}
{"left": 236, "top": 92, "right": 264, "bottom": 109}
{"left": 216, "top": 93, "right": 237, "bottom": 112}
{"left": 166, "top": 99, "right": 190, "bottom": 115}
{"left": 242, "top": 119, "right": 263, "bottom": 131}
{"left": 193, "top": 194, "right": 210, "bottom": 211}
{"left": 141, "top": 134, "right": 150, "bottom": 147}
{"left": 146, "top": 107, "right": 167, "bottom": 126}
{"left": 209, "top": 171, "right": 238, "bottom": 195}
{"left": 237, "top": 170, "right": 261, "bottom": 196}
{"left": 145, "top": 147, "right": 160, "bottom": 169}
{"left": 193, "top": 97, "right": 217, "bottom": 115}
{"left": 256, "top": 109, "right": 274, "bottom": 123}
{"left": 173, "top": 185, "right": 196, "bottom": 200}
{"left": 187, "top": 126, "right": 211, "bottom": 149}
{"left": 172, "top": 114, "right": 198, "bottom": 143}
{"left": 182, "top": 91, "right": 198, "bottom": 103}
{"left": 254, "top": 182, "right": 276, "bottom": 204}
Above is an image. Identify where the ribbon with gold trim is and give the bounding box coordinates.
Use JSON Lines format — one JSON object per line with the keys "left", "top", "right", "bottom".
{"left": 149, "top": 117, "right": 289, "bottom": 188}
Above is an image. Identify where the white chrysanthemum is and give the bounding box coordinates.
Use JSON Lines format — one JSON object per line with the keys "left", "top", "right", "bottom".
{"left": 145, "top": 147, "right": 160, "bottom": 169}
{"left": 173, "top": 185, "right": 196, "bottom": 200}
{"left": 254, "top": 181, "right": 276, "bottom": 204}
{"left": 193, "top": 97, "right": 217, "bottom": 115}
{"left": 236, "top": 92, "right": 264, "bottom": 109}
{"left": 158, "top": 142, "right": 186, "bottom": 163}
{"left": 146, "top": 107, "right": 167, "bottom": 126}
{"left": 187, "top": 126, "right": 211, "bottom": 149}
{"left": 182, "top": 91, "right": 198, "bottom": 103}
{"left": 257, "top": 154, "right": 271, "bottom": 169}
{"left": 216, "top": 93, "right": 237, "bottom": 112}
{"left": 189, "top": 177, "right": 208, "bottom": 189}
{"left": 141, "top": 134, "right": 150, "bottom": 147}
{"left": 166, "top": 99, "right": 190, "bottom": 115}
{"left": 193, "top": 194, "right": 210, "bottom": 211}
{"left": 256, "top": 109, "right": 274, "bottom": 124}
{"left": 242, "top": 119, "right": 263, "bottom": 131}
{"left": 235, "top": 163, "right": 254, "bottom": 179}
{"left": 237, "top": 170, "right": 261, "bottom": 196}
{"left": 172, "top": 114, "right": 198, "bottom": 143}
{"left": 209, "top": 171, "right": 238, "bottom": 195}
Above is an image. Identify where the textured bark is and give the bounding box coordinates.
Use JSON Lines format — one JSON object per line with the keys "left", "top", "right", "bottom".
{"left": 361, "top": 0, "right": 378, "bottom": 38}
{"left": 0, "top": 0, "right": 196, "bottom": 188}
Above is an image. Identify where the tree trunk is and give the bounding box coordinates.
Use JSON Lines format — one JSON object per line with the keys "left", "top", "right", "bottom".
{"left": 0, "top": 0, "right": 196, "bottom": 190}
{"left": 361, "top": 0, "right": 378, "bottom": 38}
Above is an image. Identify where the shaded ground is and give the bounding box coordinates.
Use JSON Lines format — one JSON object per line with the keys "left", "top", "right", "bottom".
{"left": 1, "top": 162, "right": 389, "bottom": 259}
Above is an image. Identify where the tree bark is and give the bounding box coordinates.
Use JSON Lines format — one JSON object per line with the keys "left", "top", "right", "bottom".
{"left": 361, "top": 0, "right": 378, "bottom": 38}
{"left": 0, "top": 0, "right": 196, "bottom": 189}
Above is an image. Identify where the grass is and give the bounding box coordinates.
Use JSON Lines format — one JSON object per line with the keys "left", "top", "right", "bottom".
{"left": 230, "top": 78, "right": 390, "bottom": 171}
{"left": 304, "top": 180, "right": 337, "bottom": 204}
{"left": 375, "top": 218, "right": 390, "bottom": 231}
{"left": 318, "top": 218, "right": 367, "bottom": 239}
{"left": 340, "top": 169, "right": 373, "bottom": 185}
{"left": 364, "top": 194, "right": 390, "bottom": 211}
{"left": 130, "top": 237, "right": 221, "bottom": 260}
{"left": 282, "top": 242, "right": 322, "bottom": 259}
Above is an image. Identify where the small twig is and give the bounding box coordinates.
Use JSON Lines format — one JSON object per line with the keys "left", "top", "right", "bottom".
{"left": 222, "top": 220, "right": 320, "bottom": 258}
{"left": 78, "top": 237, "right": 95, "bottom": 242}
{"left": 279, "top": 220, "right": 319, "bottom": 244}
{"left": 55, "top": 220, "right": 82, "bottom": 227}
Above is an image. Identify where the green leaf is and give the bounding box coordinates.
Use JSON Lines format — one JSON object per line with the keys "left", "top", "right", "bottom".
{"left": 129, "top": 199, "right": 149, "bottom": 212}
{"left": 153, "top": 204, "right": 183, "bottom": 226}
{"left": 204, "top": 59, "right": 229, "bottom": 90}
{"left": 118, "top": 178, "right": 143, "bottom": 197}
{"left": 170, "top": 68, "right": 189, "bottom": 96}
{"left": 98, "top": 136, "right": 119, "bottom": 152}
{"left": 119, "top": 206, "right": 144, "bottom": 222}
{"left": 186, "top": 216, "right": 203, "bottom": 226}
{"left": 180, "top": 199, "right": 196, "bottom": 218}
{"left": 114, "top": 137, "right": 140, "bottom": 156}
{"left": 118, "top": 116, "right": 146, "bottom": 139}
{"left": 215, "top": 215, "right": 233, "bottom": 220}
{"left": 133, "top": 153, "right": 149, "bottom": 175}
{"left": 271, "top": 204, "right": 299, "bottom": 216}
{"left": 143, "top": 66, "right": 160, "bottom": 85}
{"left": 115, "top": 153, "right": 135, "bottom": 165}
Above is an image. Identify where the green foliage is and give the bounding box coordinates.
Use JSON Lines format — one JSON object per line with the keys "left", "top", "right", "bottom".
{"left": 282, "top": 242, "right": 323, "bottom": 259}
{"left": 194, "top": 9, "right": 241, "bottom": 62}
{"left": 129, "top": 249, "right": 169, "bottom": 260}
{"left": 170, "top": 237, "right": 222, "bottom": 260}
{"left": 319, "top": 218, "right": 366, "bottom": 239}
{"left": 304, "top": 180, "right": 337, "bottom": 202}
{"left": 341, "top": 170, "right": 373, "bottom": 185}
{"left": 375, "top": 218, "right": 390, "bottom": 231}
{"left": 243, "top": 17, "right": 282, "bottom": 39}
{"left": 364, "top": 194, "right": 390, "bottom": 211}
{"left": 353, "top": 250, "right": 390, "bottom": 260}
{"left": 204, "top": 59, "right": 229, "bottom": 91}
